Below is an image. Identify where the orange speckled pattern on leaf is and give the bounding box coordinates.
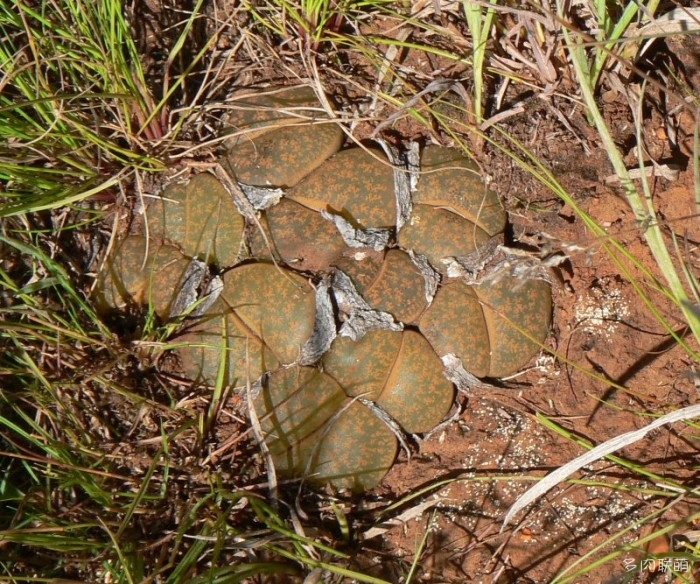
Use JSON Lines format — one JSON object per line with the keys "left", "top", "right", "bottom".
{"left": 475, "top": 277, "right": 553, "bottom": 377}
{"left": 286, "top": 148, "right": 396, "bottom": 229}
{"left": 414, "top": 144, "right": 506, "bottom": 236}
{"left": 148, "top": 172, "right": 245, "bottom": 268}
{"left": 226, "top": 122, "right": 344, "bottom": 188}
{"left": 378, "top": 330, "right": 454, "bottom": 434}
{"left": 221, "top": 263, "right": 316, "bottom": 365}
{"left": 311, "top": 399, "right": 398, "bottom": 492}
{"left": 266, "top": 198, "right": 347, "bottom": 272}
{"left": 339, "top": 249, "right": 428, "bottom": 325}
{"left": 323, "top": 329, "right": 402, "bottom": 400}
{"left": 398, "top": 204, "right": 491, "bottom": 273}
{"left": 419, "top": 280, "right": 491, "bottom": 377}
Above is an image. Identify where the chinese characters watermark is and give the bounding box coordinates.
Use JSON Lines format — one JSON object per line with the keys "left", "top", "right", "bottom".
{"left": 623, "top": 556, "right": 690, "bottom": 573}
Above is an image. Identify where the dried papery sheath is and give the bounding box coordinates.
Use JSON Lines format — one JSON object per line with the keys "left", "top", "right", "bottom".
{"left": 212, "top": 164, "right": 259, "bottom": 223}
{"left": 298, "top": 279, "right": 337, "bottom": 365}
{"left": 331, "top": 270, "right": 402, "bottom": 340}
{"left": 441, "top": 234, "right": 503, "bottom": 281}
{"left": 406, "top": 141, "right": 421, "bottom": 193}
{"left": 473, "top": 247, "right": 552, "bottom": 289}
{"left": 409, "top": 250, "right": 440, "bottom": 305}
{"left": 238, "top": 183, "right": 285, "bottom": 211}
{"left": 190, "top": 275, "right": 223, "bottom": 319}
{"left": 376, "top": 138, "right": 412, "bottom": 232}
{"left": 321, "top": 210, "right": 391, "bottom": 251}
{"left": 169, "top": 258, "right": 208, "bottom": 318}
{"left": 441, "top": 354, "right": 485, "bottom": 393}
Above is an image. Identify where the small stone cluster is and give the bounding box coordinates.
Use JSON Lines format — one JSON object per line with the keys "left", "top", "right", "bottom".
{"left": 95, "top": 86, "right": 552, "bottom": 492}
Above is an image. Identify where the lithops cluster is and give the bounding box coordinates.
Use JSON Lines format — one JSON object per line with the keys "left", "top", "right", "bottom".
{"left": 94, "top": 85, "right": 552, "bottom": 492}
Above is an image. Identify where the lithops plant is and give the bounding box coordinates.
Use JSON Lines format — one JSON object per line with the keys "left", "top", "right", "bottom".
{"left": 175, "top": 262, "right": 317, "bottom": 386}
{"left": 253, "top": 329, "right": 453, "bottom": 491}
{"left": 477, "top": 277, "right": 552, "bottom": 377}
{"left": 333, "top": 249, "right": 428, "bottom": 325}
{"left": 400, "top": 205, "right": 493, "bottom": 270}
{"left": 307, "top": 399, "right": 398, "bottom": 492}
{"left": 285, "top": 147, "right": 397, "bottom": 229}
{"left": 95, "top": 88, "right": 554, "bottom": 494}
{"left": 264, "top": 198, "right": 348, "bottom": 272}
{"left": 419, "top": 276, "right": 552, "bottom": 378}
{"left": 398, "top": 145, "right": 506, "bottom": 272}
{"left": 174, "top": 297, "right": 280, "bottom": 388}
{"left": 412, "top": 145, "right": 505, "bottom": 234}
{"left": 323, "top": 329, "right": 454, "bottom": 434}
{"left": 225, "top": 86, "right": 325, "bottom": 136}
{"left": 220, "top": 262, "right": 317, "bottom": 365}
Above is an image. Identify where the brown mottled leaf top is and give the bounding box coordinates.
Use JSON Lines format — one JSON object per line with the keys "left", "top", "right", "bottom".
{"left": 286, "top": 148, "right": 396, "bottom": 229}
{"left": 398, "top": 204, "right": 491, "bottom": 272}
{"left": 378, "top": 330, "right": 454, "bottom": 433}
{"left": 94, "top": 236, "right": 190, "bottom": 320}
{"left": 225, "top": 123, "right": 344, "bottom": 188}
{"left": 266, "top": 198, "right": 347, "bottom": 272}
{"left": 419, "top": 280, "right": 491, "bottom": 377}
{"left": 174, "top": 298, "right": 279, "bottom": 387}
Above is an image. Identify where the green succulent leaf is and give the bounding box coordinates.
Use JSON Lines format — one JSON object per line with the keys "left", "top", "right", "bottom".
{"left": 173, "top": 298, "right": 279, "bottom": 387}
{"left": 324, "top": 329, "right": 454, "bottom": 434}
{"left": 415, "top": 144, "right": 506, "bottom": 236}
{"left": 226, "top": 123, "right": 344, "bottom": 189}
{"left": 420, "top": 276, "right": 552, "bottom": 378}
{"left": 147, "top": 172, "right": 245, "bottom": 267}
{"left": 398, "top": 204, "right": 491, "bottom": 272}
{"left": 286, "top": 148, "right": 397, "bottom": 229}
{"left": 254, "top": 366, "right": 399, "bottom": 492}
{"left": 94, "top": 236, "right": 191, "bottom": 320}
{"left": 220, "top": 263, "right": 317, "bottom": 365}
